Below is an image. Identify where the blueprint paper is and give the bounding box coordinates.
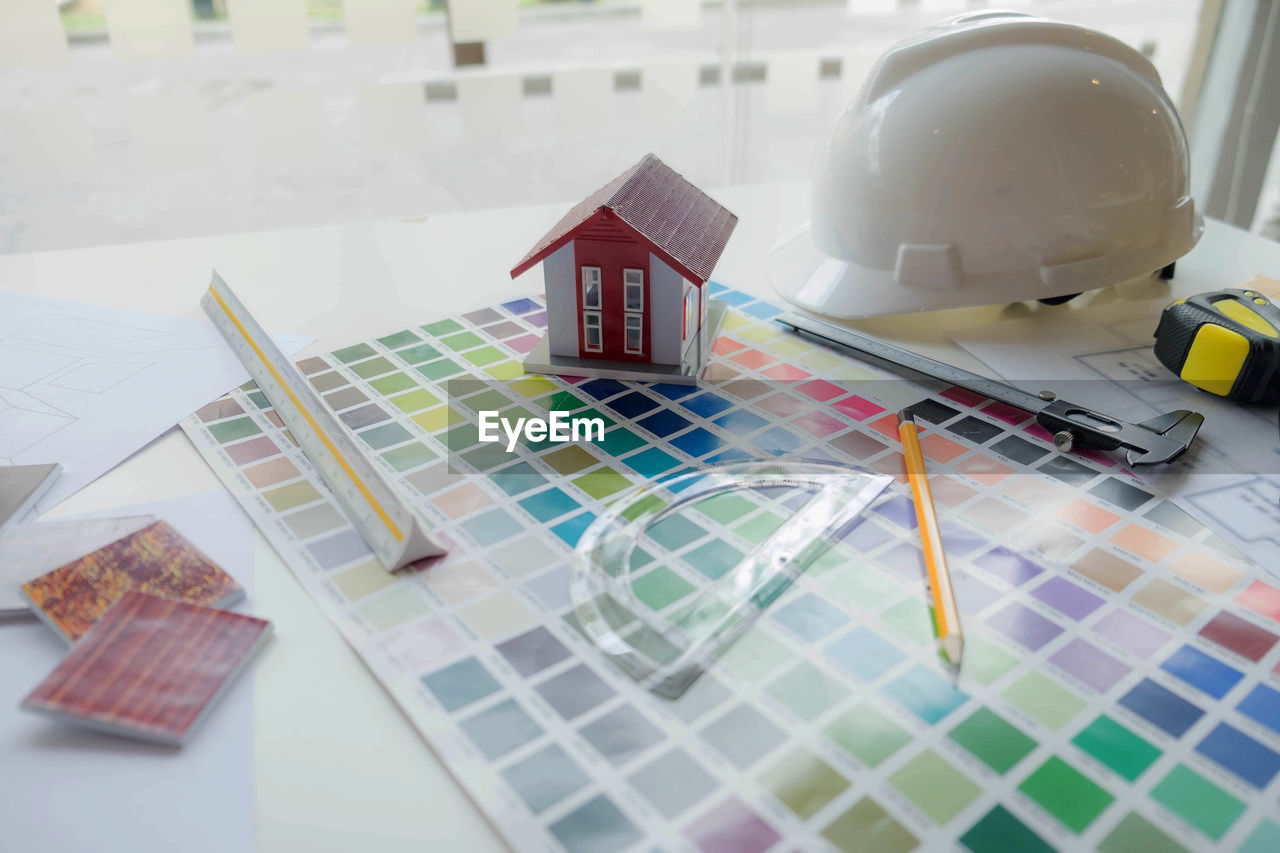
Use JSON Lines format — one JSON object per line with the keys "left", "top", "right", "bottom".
{"left": 0, "top": 491, "right": 255, "bottom": 853}
{"left": 0, "top": 290, "right": 310, "bottom": 512}
{"left": 950, "top": 297, "right": 1280, "bottom": 575}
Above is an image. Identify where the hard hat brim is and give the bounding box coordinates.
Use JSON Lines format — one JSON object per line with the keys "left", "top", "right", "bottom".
{"left": 768, "top": 219, "right": 1203, "bottom": 319}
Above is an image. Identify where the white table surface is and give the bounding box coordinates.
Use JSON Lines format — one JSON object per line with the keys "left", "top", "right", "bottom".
{"left": 2, "top": 180, "right": 1278, "bottom": 851}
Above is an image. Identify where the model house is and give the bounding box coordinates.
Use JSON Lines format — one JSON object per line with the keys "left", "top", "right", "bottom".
{"left": 510, "top": 153, "right": 738, "bottom": 383}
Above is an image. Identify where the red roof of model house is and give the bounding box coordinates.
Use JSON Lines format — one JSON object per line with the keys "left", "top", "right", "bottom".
{"left": 509, "top": 153, "right": 739, "bottom": 283}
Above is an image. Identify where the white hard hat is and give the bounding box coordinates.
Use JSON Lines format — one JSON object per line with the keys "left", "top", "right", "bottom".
{"left": 771, "top": 11, "right": 1204, "bottom": 319}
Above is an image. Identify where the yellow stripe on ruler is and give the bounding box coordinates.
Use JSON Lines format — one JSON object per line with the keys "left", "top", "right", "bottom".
{"left": 208, "top": 286, "right": 406, "bottom": 543}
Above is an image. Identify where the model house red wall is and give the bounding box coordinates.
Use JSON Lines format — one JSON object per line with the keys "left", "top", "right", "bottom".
{"left": 571, "top": 210, "right": 650, "bottom": 361}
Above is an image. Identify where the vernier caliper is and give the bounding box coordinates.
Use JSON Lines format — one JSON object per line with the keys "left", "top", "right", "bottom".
{"left": 779, "top": 312, "right": 1204, "bottom": 466}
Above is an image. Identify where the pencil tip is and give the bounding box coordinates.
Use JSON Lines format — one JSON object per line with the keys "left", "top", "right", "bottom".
{"left": 939, "top": 635, "right": 964, "bottom": 666}
{"left": 897, "top": 408, "right": 915, "bottom": 425}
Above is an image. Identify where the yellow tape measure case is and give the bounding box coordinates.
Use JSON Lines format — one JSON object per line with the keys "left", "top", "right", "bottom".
{"left": 1154, "top": 288, "right": 1280, "bottom": 404}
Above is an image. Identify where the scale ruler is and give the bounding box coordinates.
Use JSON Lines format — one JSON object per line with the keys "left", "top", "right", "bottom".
{"left": 203, "top": 272, "right": 444, "bottom": 571}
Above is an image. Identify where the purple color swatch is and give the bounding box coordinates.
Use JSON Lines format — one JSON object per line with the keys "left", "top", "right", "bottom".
{"left": 1032, "top": 577, "right": 1104, "bottom": 621}
{"left": 972, "top": 547, "right": 1044, "bottom": 587}
{"left": 1049, "top": 638, "right": 1130, "bottom": 692}
{"left": 685, "top": 796, "right": 780, "bottom": 853}
{"left": 1092, "top": 609, "right": 1171, "bottom": 661}
{"left": 878, "top": 542, "right": 926, "bottom": 582}
{"left": 986, "top": 602, "right": 1064, "bottom": 651}
{"left": 951, "top": 571, "right": 1003, "bottom": 615}
{"left": 873, "top": 495, "right": 919, "bottom": 530}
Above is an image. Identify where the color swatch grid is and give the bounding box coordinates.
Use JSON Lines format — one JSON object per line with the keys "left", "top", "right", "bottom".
{"left": 181, "top": 286, "right": 1280, "bottom": 852}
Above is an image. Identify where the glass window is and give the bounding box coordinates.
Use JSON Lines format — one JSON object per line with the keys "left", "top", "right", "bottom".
{"left": 582, "top": 267, "right": 601, "bottom": 310}
{"left": 624, "top": 269, "right": 644, "bottom": 311}
{"left": 583, "top": 311, "right": 602, "bottom": 351}
{"left": 624, "top": 313, "right": 643, "bottom": 354}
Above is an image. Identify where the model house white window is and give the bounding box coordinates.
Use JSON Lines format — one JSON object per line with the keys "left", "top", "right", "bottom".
{"left": 583, "top": 312, "right": 602, "bottom": 352}
{"left": 581, "top": 267, "right": 602, "bottom": 310}
{"left": 624, "top": 313, "right": 643, "bottom": 354}
{"left": 623, "top": 269, "right": 644, "bottom": 312}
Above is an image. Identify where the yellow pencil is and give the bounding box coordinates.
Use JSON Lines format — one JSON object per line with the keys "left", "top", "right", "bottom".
{"left": 897, "top": 410, "right": 963, "bottom": 666}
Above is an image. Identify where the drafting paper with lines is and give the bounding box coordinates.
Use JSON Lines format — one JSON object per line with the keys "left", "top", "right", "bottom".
{"left": 951, "top": 299, "right": 1280, "bottom": 576}
{"left": 0, "top": 290, "right": 310, "bottom": 512}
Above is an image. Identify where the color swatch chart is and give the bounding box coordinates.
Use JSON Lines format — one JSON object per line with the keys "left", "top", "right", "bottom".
{"left": 182, "top": 285, "right": 1280, "bottom": 852}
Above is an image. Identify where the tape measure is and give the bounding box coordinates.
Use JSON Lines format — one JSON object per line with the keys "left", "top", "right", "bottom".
{"left": 1154, "top": 287, "right": 1280, "bottom": 405}
{"left": 203, "top": 271, "right": 444, "bottom": 571}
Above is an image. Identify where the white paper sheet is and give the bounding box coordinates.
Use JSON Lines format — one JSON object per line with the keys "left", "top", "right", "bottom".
{"left": 0, "top": 290, "right": 310, "bottom": 513}
{"left": 0, "top": 491, "right": 256, "bottom": 853}
{"left": 950, "top": 298, "right": 1280, "bottom": 574}
{"left": 342, "top": 0, "right": 417, "bottom": 45}
{"left": 447, "top": 0, "right": 517, "bottom": 43}
{"left": 226, "top": 0, "right": 310, "bottom": 53}
{"left": 0, "top": 0, "right": 68, "bottom": 68}
{"left": 103, "top": 0, "right": 195, "bottom": 61}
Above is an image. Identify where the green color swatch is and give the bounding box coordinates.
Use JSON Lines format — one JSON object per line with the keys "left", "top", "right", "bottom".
{"left": 208, "top": 416, "right": 262, "bottom": 443}
{"left": 388, "top": 388, "right": 438, "bottom": 413}
{"left": 1003, "top": 671, "right": 1085, "bottom": 730}
{"left": 463, "top": 345, "right": 505, "bottom": 366}
{"left": 1098, "top": 812, "right": 1189, "bottom": 853}
{"left": 889, "top": 749, "right": 981, "bottom": 824}
{"left": 630, "top": 566, "right": 694, "bottom": 611}
{"left": 331, "top": 342, "right": 376, "bottom": 363}
{"left": 694, "top": 492, "right": 758, "bottom": 524}
{"left": 766, "top": 662, "right": 849, "bottom": 721}
{"left": 263, "top": 481, "right": 322, "bottom": 512}
{"left": 960, "top": 806, "right": 1053, "bottom": 853}
{"left": 396, "top": 342, "right": 441, "bottom": 364}
{"left": 484, "top": 360, "right": 523, "bottom": 380}
{"left": 1018, "top": 757, "right": 1113, "bottom": 834}
{"left": 417, "top": 358, "right": 462, "bottom": 381}
{"left": 879, "top": 597, "right": 935, "bottom": 646}
{"left": 683, "top": 540, "right": 743, "bottom": 580}
{"left": 596, "top": 427, "right": 646, "bottom": 457}
{"left": 440, "top": 330, "right": 483, "bottom": 351}
{"left": 1071, "top": 715, "right": 1161, "bottom": 782}
{"left": 720, "top": 629, "right": 792, "bottom": 682}
{"left": 421, "top": 318, "right": 463, "bottom": 337}
{"left": 462, "top": 389, "right": 510, "bottom": 412}
{"left": 759, "top": 749, "right": 849, "bottom": 819}
{"left": 571, "top": 467, "right": 631, "bottom": 500}
{"left": 824, "top": 703, "right": 911, "bottom": 767}
{"left": 961, "top": 634, "right": 1018, "bottom": 686}
{"left": 1240, "top": 819, "right": 1280, "bottom": 853}
{"left": 1150, "top": 764, "right": 1244, "bottom": 841}
{"left": 369, "top": 373, "right": 417, "bottom": 395}
{"left": 376, "top": 329, "right": 420, "bottom": 349}
{"left": 350, "top": 356, "right": 394, "bottom": 379}
{"left": 822, "top": 797, "right": 918, "bottom": 853}
{"left": 815, "top": 563, "right": 900, "bottom": 612}
{"left": 359, "top": 422, "right": 412, "bottom": 450}
{"left": 947, "top": 707, "right": 1035, "bottom": 774}
{"left": 382, "top": 443, "right": 435, "bottom": 472}
{"left": 733, "top": 511, "right": 786, "bottom": 545}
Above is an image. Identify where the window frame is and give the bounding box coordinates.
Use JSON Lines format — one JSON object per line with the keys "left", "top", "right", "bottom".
{"left": 623, "top": 268, "right": 644, "bottom": 312}
{"left": 624, "top": 312, "right": 643, "bottom": 355}
{"left": 582, "top": 311, "right": 603, "bottom": 352}
{"left": 581, "top": 266, "right": 602, "bottom": 310}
